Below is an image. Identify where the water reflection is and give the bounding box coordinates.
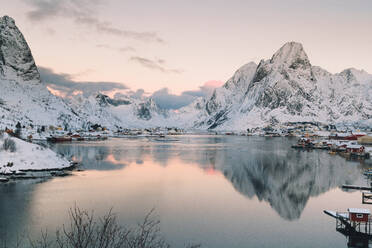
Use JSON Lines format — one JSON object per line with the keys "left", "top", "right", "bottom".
{"left": 1, "top": 136, "right": 370, "bottom": 247}
{"left": 0, "top": 179, "right": 46, "bottom": 242}
{"left": 51, "top": 136, "right": 364, "bottom": 220}
{"left": 51, "top": 141, "right": 127, "bottom": 170}
{"left": 338, "top": 230, "right": 372, "bottom": 248}
{"left": 218, "top": 146, "right": 362, "bottom": 220}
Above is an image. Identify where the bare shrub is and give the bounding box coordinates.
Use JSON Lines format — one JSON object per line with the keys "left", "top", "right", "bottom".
{"left": 52, "top": 206, "right": 132, "bottom": 248}
{"left": 3, "top": 138, "right": 16, "bottom": 152}
{"left": 0, "top": 235, "right": 25, "bottom": 248}
{"left": 25, "top": 206, "right": 200, "bottom": 248}
{"left": 125, "top": 208, "right": 169, "bottom": 248}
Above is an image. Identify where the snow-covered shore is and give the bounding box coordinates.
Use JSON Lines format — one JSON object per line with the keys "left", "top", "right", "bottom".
{"left": 0, "top": 133, "right": 71, "bottom": 175}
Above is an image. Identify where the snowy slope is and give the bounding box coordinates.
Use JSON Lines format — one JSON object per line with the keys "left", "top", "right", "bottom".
{"left": 0, "top": 133, "right": 70, "bottom": 174}
{"left": 183, "top": 42, "right": 372, "bottom": 130}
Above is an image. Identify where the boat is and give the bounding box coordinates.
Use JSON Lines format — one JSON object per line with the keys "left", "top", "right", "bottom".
{"left": 329, "top": 132, "right": 367, "bottom": 141}
{"left": 0, "top": 177, "right": 9, "bottom": 183}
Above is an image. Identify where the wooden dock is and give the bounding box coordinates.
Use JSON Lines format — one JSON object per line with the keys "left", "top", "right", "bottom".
{"left": 324, "top": 210, "right": 372, "bottom": 236}
{"left": 342, "top": 185, "right": 372, "bottom": 191}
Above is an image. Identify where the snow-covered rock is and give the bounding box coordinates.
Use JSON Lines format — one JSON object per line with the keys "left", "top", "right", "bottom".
{"left": 0, "top": 15, "right": 39, "bottom": 81}
{"left": 0, "top": 15, "right": 83, "bottom": 130}
{"left": 185, "top": 41, "right": 372, "bottom": 130}
{"left": 0, "top": 133, "right": 70, "bottom": 174}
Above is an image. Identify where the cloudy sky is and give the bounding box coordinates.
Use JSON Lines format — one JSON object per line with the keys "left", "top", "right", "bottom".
{"left": 2, "top": 0, "right": 372, "bottom": 108}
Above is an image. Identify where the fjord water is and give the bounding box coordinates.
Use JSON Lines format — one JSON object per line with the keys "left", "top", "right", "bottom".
{"left": 1, "top": 136, "right": 371, "bottom": 247}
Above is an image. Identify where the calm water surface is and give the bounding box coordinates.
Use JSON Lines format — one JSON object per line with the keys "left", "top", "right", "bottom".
{"left": 1, "top": 135, "right": 372, "bottom": 247}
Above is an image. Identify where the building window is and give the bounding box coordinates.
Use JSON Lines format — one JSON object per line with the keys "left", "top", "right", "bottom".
{"left": 356, "top": 214, "right": 364, "bottom": 218}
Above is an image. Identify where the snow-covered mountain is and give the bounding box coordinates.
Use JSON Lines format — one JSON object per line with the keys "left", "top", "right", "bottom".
{"left": 1, "top": 14, "right": 371, "bottom": 131}
{"left": 67, "top": 92, "right": 169, "bottom": 129}
{"left": 0, "top": 15, "right": 167, "bottom": 130}
{"left": 180, "top": 42, "right": 372, "bottom": 130}
{"left": 0, "top": 15, "right": 84, "bottom": 130}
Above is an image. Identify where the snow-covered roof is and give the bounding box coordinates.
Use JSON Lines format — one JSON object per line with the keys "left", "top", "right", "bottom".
{"left": 337, "top": 212, "right": 350, "bottom": 219}
{"left": 332, "top": 133, "right": 350, "bottom": 137}
{"left": 347, "top": 145, "right": 364, "bottom": 149}
{"left": 353, "top": 132, "right": 367, "bottom": 135}
{"left": 348, "top": 208, "right": 371, "bottom": 214}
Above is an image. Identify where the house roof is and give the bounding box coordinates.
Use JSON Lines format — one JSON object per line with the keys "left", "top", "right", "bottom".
{"left": 347, "top": 145, "right": 364, "bottom": 149}
{"left": 348, "top": 208, "right": 371, "bottom": 214}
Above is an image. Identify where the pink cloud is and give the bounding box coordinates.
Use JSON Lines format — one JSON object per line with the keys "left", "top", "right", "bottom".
{"left": 203, "top": 80, "right": 224, "bottom": 88}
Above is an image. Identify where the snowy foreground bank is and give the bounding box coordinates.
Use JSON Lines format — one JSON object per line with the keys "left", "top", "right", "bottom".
{"left": 0, "top": 133, "right": 71, "bottom": 175}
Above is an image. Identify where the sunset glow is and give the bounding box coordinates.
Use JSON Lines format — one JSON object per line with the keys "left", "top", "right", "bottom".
{"left": 3, "top": 0, "right": 372, "bottom": 95}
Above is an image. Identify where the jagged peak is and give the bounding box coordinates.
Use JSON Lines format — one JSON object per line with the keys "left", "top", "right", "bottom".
{"left": 0, "top": 15, "right": 40, "bottom": 81}
{"left": 340, "top": 67, "right": 368, "bottom": 75}
{"left": 270, "top": 41, "right": 311, "bottom": 69}
{"left": 0, "top": 15, "right": 16, "bottom": 27}
{"left": 339, "top": 67, "right": 372, "bottom": 84}
{"left": 231, "top": 62, "right": 257, "bottom": 79}
{"left": 222, "top": 62, "right": 258, "bottom": 90}
{"left": 238, "top": 61, "right": 257, "bottom": 70}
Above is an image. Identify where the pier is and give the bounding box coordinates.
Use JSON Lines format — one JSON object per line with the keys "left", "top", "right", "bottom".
{"left": 342, "top": 185, "right": 372, "bottom": 191}
{"left": 324, "top": 209, "right": 372, "bottom": 237}
{"left": 342, "top": 184, "right": 372, "bottom": 204}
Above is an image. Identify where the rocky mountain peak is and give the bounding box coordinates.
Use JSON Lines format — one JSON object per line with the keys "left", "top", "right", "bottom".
{"left": 95, "top": 93, "right": 110, "bottom": 107}
{"left": 190, "top": 41, "right": 372, "bottom": 130}
{"left": 339, "top": 68, "right": 372, "bottom": 85}
{"left": 270, "top": 41, "right": 311, "bottom": 70}
{"left": 0, "top": 15, "right": 40, "bottom": 82}
{"left": 0, "top": 16, "right": 15, "bottom": 27}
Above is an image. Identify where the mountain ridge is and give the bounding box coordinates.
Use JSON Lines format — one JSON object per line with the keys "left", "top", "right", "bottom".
{"left": 0, "top": 15, "right": 371, "bottom": 131}
{"left": 181, "top": 41, "right": 372, "bottom": 130}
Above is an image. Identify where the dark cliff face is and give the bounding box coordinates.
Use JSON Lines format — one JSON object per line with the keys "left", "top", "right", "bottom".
{"left": 96, "top": 93, "right": 131, "bottom": 107}
{"left": 0, "top": 16, "right": 40, "bottom": 82}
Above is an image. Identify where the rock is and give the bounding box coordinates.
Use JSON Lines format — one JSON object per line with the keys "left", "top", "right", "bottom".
{"left": 0, "top": 16, "right": 40, "bottom": 81}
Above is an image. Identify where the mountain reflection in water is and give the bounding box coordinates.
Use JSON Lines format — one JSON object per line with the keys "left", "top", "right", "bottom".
{"left": 52, "top": 136, "right": 363, "bottom": 221}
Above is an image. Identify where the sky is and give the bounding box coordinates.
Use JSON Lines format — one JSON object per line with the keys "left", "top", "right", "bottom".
{"left": 2, "top": 0, "right": 372, "bottom": 108}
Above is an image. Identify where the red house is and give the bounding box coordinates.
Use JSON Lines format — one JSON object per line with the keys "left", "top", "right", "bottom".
{"left": 348, "top": 208, "right": 370, "bottom": 222}
{"left": 346, "top": 145, "right": 365, "bottom": 153}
